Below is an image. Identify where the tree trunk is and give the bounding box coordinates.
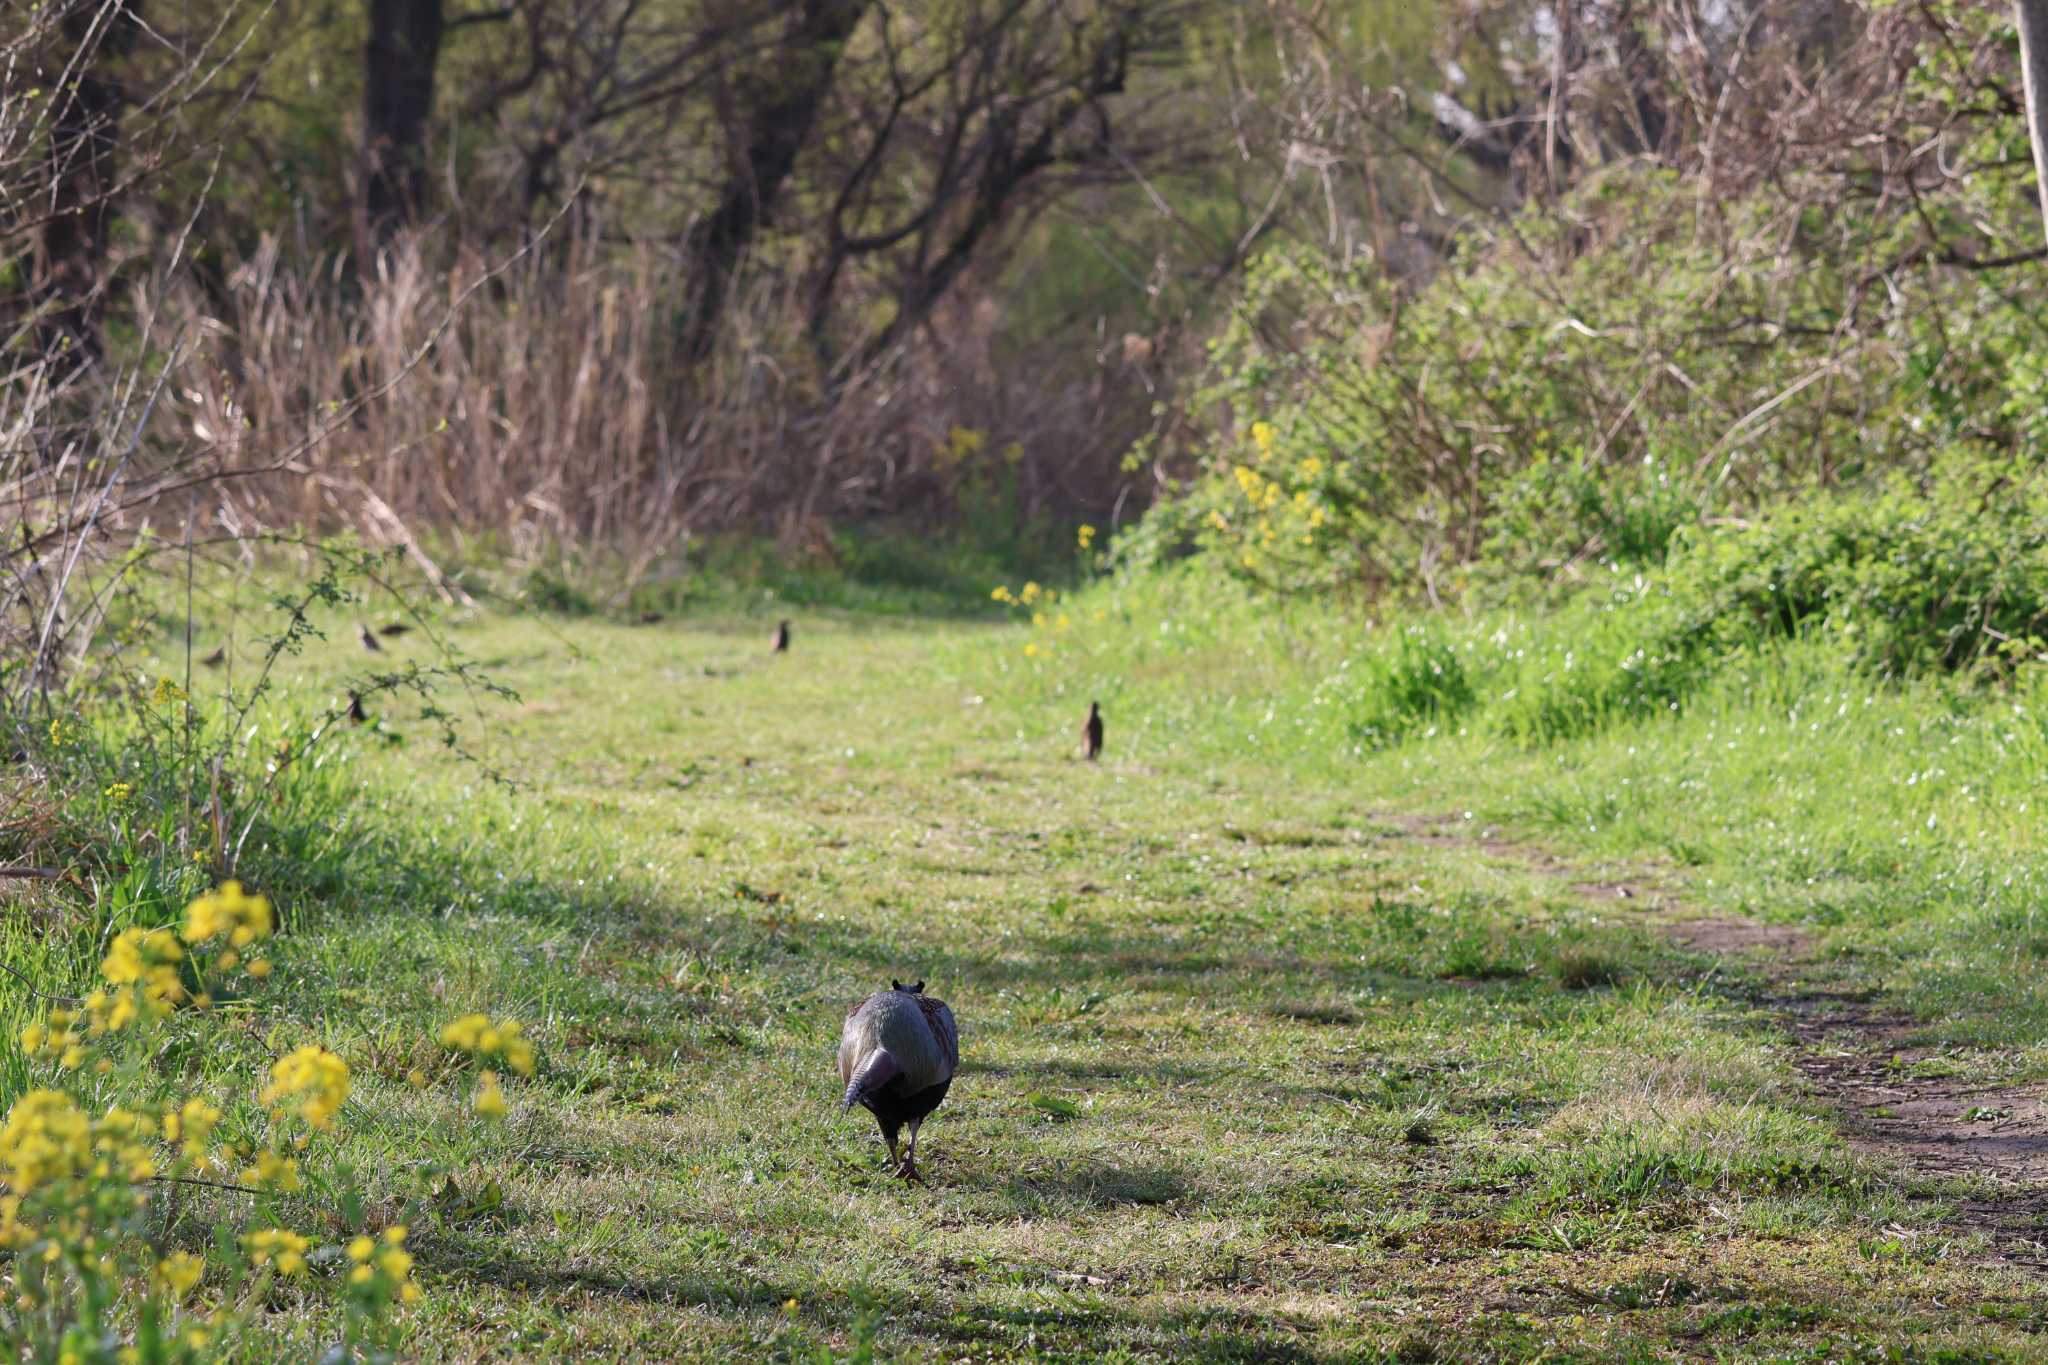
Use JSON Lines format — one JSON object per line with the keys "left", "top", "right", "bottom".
{"left": 38, "top": 0, "right": 140, "bottom": 376}
{"left": 681, "top": 0, "right": 870, "bottom": 357}
{"left": 2018, "top": 0, "right": 2048, "bottom": 244}
{"left": 359, "top": 0, "right": 445, "bottom": 262}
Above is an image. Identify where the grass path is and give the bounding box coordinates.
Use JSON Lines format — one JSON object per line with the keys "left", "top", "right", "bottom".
{"left": 1383, "top": 812, "right": 2048, "bottom": 1273}
{"left": 212, "top": 610, "right": 2048, "bottom": 1359}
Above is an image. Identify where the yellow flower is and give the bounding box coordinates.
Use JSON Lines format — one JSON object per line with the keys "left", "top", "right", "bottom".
{"left": 1251, "top": 420, "right": 1276, "bottom": 457}
{"left": 1299, "top": 456, "right": 1323, "bottom": 479}
{"left": 102, "top": 928, "right": 185, "bottom": 1010}
{"left": 474, "top": 1071, "right": 508, "bottom": 1119}
{"left": 103, "top": 783, "right": 131, "bottom": 802}
{"left": 406, "top": 1069, "right": 428, "bottom": 1088}
{"left": 181, "top": 882, "right": 275, "bottom": 948}
{"left": 1076, "top": 524, "right": 1097, "bottom": 550}
{"left": 156, "top": 1252, "right": 204, "bottom": 1297}
{"left": 246, "top": 958, "right": 272, "bottom": 978}
{"left": 261, "top": 1046, "right": 349, "bottom": 1131}
{"left": 243, "top": 1148, "right": 301, "bottom": 1191}
{"left": 151, "top": 678, "right": 187, "bottom": 706}
{"left": 164, "top": 1098, "right": 222, "bottom": 1165}
{"left": 944, "top": 426, "right": 987, "bottom": 461}
{"left": 0, "top": 1091, "right": 90, "bottom": 1193}
{"left": 990, "top": 585, "right": 1016, "bottom": 604}
{"left": 348, "top": 1235, "right": 376, "bottom": 1263}
{"left": 441, "top": 1014, "right": 535, "bottom": 1076}
{"left": 243, "top": 1228, "right": 310, "bottom": 1276}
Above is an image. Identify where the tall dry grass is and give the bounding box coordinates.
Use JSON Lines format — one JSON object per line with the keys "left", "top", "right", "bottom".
{"left": 184, "top": 230, "right": 1143, "bottom": 567}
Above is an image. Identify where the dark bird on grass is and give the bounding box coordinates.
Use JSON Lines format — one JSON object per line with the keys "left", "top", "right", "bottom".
{"left": 377, "top": 622, "right": 413, "bottom": 638}
{"left": 345, "top": 691, "right": 367, "bottom": 724}
{"left": 839, "top": 979, "right": 957, "bottom": 1184}
{"left": 772, "top": 619, "right": 791, "bottom": 653}
{"left": 1083, "top": 701, "right": 1104, "bottom": 761}
{"left": 200, "top": 646, "right": 225, "bottom": 668}
{"left": 357, "top": 623, "right": 382, "bottom": 652}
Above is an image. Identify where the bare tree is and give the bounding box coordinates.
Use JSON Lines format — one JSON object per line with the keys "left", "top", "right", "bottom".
{"left": 33, "top": 0, "right": 143, "bottom": 374}
{"left": 2017, "top": 0, "right": 2048, "bottom": 244}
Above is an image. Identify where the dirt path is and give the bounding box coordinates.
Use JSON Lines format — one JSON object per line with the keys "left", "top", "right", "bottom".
{"left": 1381, "top": 812, "right": 2048, "bottom": 1268}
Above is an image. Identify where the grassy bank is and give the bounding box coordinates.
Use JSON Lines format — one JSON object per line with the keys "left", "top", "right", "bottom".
{"left": 988, "top": 565, "right": 2048, "bottom": 1060}
{"left": 5, "top": 564, "right": 2046, "bottom": 1357}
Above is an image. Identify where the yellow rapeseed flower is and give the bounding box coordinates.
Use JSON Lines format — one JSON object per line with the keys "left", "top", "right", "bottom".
{"left": 181, "top": 882, "right": 275, "bottom": 949}
{"left": 102, "top": 928, "right": 185, "bottom": 1010}
{"left": 440, "top": 1014, "right": 535, "bottom": 1076}
{"left": 261, "top": 1046, "right": 349, "bottom": 1131}
{"left": 164, "top": 1098, "right": 222, "bottom": 1165}
{"left": 243, "top": 1148, "right": 302, "bottom": 1192}
{"left": 1251, "top": 420, "right": 1276, "bottom": 457}
{"left": 156, "top": 1252, "right": 204, "bottom": 1297}
{"left": 243, "top": 1228, "right": 309, "bottom": 1276}
{"left": 0, "top": 1091, "right": 90, "bottom": 1193}
{"left": 103, "top": 783, "right": 131, "bottom": 802}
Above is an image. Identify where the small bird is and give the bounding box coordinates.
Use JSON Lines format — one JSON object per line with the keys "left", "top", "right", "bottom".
{"left": 357, "top": 624, "right": 382, "bottom": 652}
{"left": 344, "top": 691, "right": 367, "bottom": 724}
{"left": 839, "top": 979, "right": 958, "bottom": 1184}
{"left": 200, "top": 646, "right": 225, "bottom": 668}
{"left": 1083, "top": 701, "right": 1103, "bottom": 761}
{"left": 377, "top": 622, "right": 413, "bottom": 638}
{"left": 772, "top": 619, "right": 791, "bottom": 653}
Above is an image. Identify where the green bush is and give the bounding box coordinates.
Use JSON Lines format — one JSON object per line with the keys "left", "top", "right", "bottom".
{"left": 1664, "top": 471, "right": 2048, "bottom": 680}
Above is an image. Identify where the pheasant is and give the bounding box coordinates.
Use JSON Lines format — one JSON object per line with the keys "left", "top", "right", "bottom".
{"left": 1083, "top": 701, "right": 1104, "bottom": 760}
{"left": 772, "top": 619, "right": 791, "bottom": 653}
{"left": 838, "top": 979, "right": 957, "bottom": 1184}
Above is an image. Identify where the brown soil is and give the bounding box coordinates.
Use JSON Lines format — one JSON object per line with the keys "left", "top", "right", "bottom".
{"left": 1378, "top": 811, "right": 2048, "bottom": 1268}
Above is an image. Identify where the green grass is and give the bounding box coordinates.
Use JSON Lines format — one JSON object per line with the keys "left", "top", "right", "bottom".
{"left": 10, "top": 569, "right": 2048, "bottom": 1359}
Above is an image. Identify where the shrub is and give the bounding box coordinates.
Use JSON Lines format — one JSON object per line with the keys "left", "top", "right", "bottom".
{"left": 1663, "top": 469, "right": 2048, "bottom": 681}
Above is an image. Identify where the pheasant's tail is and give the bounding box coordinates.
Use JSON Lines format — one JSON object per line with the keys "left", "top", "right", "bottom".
{"left": 841, "top": 1049, "right": 902, "bottom": 1111}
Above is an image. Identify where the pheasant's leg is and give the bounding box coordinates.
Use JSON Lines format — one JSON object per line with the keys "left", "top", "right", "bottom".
{"left": 876, "top": 1119, "right": 901, "bottom": 1173}
{"left": 896, "top": 1122, "right": 925, "bottom": 1184}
